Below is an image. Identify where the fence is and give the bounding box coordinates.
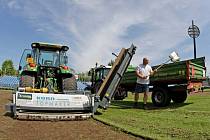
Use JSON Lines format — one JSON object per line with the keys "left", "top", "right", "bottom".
{"left": 0, "top": 76, "right": 89, "bottom": 90}
{"left": 0, "top": 76, "right": 19, "bottom": 89}
{"left": 77, "top": 81, "right": 91, "bottom": 90}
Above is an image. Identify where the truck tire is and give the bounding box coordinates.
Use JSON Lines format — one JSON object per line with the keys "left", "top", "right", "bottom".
{"left": 152, "top": 87, "right": 171, "bottom": 107}
{"left": 19, "top": 75, "right": 35, "bottom": 87}
{"left": 63, "top": 76, "right": 77, "bottom": 91}
{"left": 171, "top": 91, "right": 187, "bottom": 103}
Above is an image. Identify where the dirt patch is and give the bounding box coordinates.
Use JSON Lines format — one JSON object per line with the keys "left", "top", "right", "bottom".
{"left": 0, "top": 90, "right": 139, "bottom": 140}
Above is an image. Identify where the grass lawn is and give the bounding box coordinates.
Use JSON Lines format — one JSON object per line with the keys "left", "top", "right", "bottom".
{"left": 94, "top": 92, "right": 210, "bottom": 140}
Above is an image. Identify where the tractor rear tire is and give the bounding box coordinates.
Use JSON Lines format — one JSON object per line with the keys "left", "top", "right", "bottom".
{"left": 63, "top": 76, "right": 77, "bottom": 91}
{"left": 19, "top": 75, "right": 35, "bottom": 87}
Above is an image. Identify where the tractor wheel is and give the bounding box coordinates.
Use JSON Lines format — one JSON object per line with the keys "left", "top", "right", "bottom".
{"left": 171, "top": 91, "right": 187, "bottom": 103}
{"left": 19, "top": 74, "right": 35, "bottom": 87}
{"left": 152, "top": 87, "right": 171, "bottom": 107}
{"left": 114, "top": 87, "right": 127, "bottom": 100}
{"left": 63, "top": 76, "right": 77, "bottom": 91}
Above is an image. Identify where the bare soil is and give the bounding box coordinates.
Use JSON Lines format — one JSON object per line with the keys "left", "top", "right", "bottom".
{"left": 0, "top": 90, "right": 139, "bottom": 140}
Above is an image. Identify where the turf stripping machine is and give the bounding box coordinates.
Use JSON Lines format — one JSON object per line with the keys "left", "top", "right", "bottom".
{"left": 5, "top": 42, "right": 136, "bottom": 120}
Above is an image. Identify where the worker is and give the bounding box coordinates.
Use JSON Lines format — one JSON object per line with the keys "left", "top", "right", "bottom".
{"left": 134, "top": 57, "right": 156, "bottom": 109}
{"left": 26, "top": 54, "right": 33, "bottom": 63}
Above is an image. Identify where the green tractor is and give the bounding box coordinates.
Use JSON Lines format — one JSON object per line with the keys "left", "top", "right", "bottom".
{"left": 18, "top": 42, "right": 77, "bottom": 93}
{"left": 89, "top": 65, "right": 128, "bottom": 100}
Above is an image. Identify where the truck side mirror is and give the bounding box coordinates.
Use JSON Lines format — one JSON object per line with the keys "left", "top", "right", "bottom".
{"left": 64, "top": 56, "right": 68, "bottom": 64}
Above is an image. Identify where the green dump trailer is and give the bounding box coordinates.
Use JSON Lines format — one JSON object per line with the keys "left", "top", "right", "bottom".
{"left": 120, "top": 57, "right": 206, "bottom": 106}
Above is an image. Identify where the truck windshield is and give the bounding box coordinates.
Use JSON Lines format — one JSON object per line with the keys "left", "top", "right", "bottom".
{"left": 39, "top": 50, "right": 60, "bottom": 67}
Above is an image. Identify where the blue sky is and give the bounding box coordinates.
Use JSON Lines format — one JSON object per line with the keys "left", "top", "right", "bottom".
{"left": 0, "top": 0, "right": 210, "bottom": 75}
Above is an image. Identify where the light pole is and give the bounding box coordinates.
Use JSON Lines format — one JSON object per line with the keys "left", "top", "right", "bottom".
{"left": 188, "top": 20, "right": 200, "bottom": 59}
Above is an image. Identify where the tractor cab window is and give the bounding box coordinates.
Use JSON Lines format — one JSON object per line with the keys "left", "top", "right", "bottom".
{"left": 32, "top": 48, "right": 39, "bottom": 64}
{"left": 39, "top": 50, "right": 59, "bottom": 67}
{"left": 95, "top": 68, "right": 107, "bottom": 80}
{"left": 19, "top": 49, "right": 32, "bottom": 71}
{"left": 103, "top": 68, "right": 110, "bottom": 77}
{"left": 95, "top": 68, "right": 110, "bottom": 81}
{"left": 95, "top": 70, "right": 101, "bottom": 81}
{"left": 60, "top": 51, "right": 68, "bottom": 65}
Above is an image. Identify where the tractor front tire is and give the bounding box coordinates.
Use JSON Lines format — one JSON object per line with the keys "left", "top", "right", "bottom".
{"left": 63, "top": 76, "right": 77, "bottom": 91}
{"left": 114, "top": 87, "right": 127, "bottom": 100}
{"left": 19, "top": 75, "right": 35, "bottom": 87}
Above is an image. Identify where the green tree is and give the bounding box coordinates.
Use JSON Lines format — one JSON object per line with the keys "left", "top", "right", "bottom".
{"left": 78, "top": 72, "right": 91, "bottom": 82}
{"left": 1, "top": 60, "right": 16, "bottom": 76}
{"left": 0, "top": 69, "right": 2, "bottom": 76}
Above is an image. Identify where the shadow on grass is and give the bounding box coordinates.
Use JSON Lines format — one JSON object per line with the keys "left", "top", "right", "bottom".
{"left": 109, "top": 100, "right": 193, "bottom": 110}
{"left": 94, "top": 111, "right": 103, "bottom": 115}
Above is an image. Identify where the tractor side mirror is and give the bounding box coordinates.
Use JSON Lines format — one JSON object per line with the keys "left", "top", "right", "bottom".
{"left": 64, "top": 56, "right": 68, "bottom": 64}
{"left": 19, "top": 66, "right": 22, "bottom": 71}
{"left": 88, "top": 70, "right": 92, "bottom": 76}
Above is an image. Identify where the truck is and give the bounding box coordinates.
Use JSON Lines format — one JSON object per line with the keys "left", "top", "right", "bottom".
{"left": 5, "top": 43, "right": 136, "bottom": 120}
{"left": 91, "top": 57, "right": 206, "bottom": 107}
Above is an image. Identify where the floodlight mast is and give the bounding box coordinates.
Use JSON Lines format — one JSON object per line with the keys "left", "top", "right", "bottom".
{"left": 188, "top": 20, "right": 200, "bottom": 59}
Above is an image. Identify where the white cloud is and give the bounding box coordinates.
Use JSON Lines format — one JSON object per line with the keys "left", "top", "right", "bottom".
{"left": 2, "top": 0, "right": 210, "bottom": 73}
{"left": 7, "top": 0, "right": 20, "bottom": 9}
{"left": 36, "top": 28, "right": 44, "bottom": 32}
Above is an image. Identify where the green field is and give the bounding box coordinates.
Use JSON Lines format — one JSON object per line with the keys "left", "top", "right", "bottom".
{"left": 94, "top": 92, "right": 210, "bottom": 140}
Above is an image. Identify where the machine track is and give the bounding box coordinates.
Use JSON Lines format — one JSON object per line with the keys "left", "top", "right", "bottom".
{"left": 15, "top": 112, "right": 92, "bottom": 121}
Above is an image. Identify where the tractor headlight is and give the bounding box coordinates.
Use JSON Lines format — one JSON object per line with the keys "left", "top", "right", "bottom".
{"left": 31, "top": 43, "right": 40, "bottom": 48}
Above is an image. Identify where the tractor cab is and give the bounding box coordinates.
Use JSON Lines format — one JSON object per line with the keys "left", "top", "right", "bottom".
{"left": 19, "top": 42, "right": 69, "bottom": 71}
{"left": 18, "top": 42, "right": 76, "bottom": 93}
{"left": 89, "top": 65, "right": 111, "bottom": 94}
{"left": 91, "top": 65, "right": 111, "bottom": 82}
{"left": 31, "top": 42, "right": 69, "bottom": 67}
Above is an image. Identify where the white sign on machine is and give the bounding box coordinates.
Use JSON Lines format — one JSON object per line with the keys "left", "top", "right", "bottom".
{"left": 15, "top": 92, "right": 91, "bottom": 109}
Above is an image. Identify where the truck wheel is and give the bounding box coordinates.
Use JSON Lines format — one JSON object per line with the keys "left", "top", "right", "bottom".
{"left": 19, "top": 75, "right": 35, "bottom": 87}
{"left": 63, "top": 76, "right": 77, "bottom": 91}
{"left": 152, "top": 88, "right": 171, "bottom": 107}
{"left": 171, "top": 91, "right": 187, "bottom": 103}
